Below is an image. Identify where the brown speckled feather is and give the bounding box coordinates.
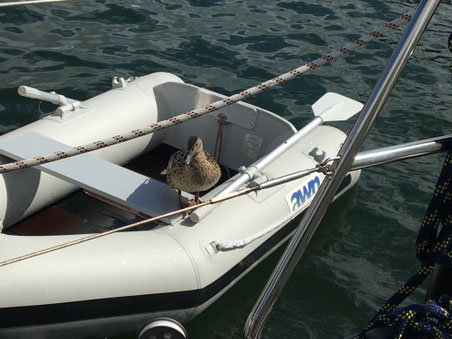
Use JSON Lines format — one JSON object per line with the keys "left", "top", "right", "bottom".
{"left": 161, "top": 136, "right": 221, "bottom": 194}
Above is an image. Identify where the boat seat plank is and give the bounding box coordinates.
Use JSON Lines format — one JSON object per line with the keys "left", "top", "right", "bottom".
{"left": 0, "top": 132, "right": 186, "bottom": 222}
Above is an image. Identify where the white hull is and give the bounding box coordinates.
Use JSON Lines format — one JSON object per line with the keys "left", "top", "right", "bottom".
{"left": 0, "top": 73, "right": 360, "bottom": 337}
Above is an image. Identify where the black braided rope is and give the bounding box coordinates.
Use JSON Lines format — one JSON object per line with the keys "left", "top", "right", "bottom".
{"left": 356, "top": 143, "right": 452, "bottom": 339}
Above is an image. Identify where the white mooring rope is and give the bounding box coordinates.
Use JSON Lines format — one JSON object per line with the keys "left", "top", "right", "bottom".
{"left": 0, "top": 0, "right": 75, "bottom": 7}
{"left": 0, "top": 10, "right": 414, "bottom": 174}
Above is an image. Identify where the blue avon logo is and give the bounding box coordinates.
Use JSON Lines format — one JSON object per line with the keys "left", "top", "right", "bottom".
{"left": 290, "top": 175, "right": 321, "bottom": 211}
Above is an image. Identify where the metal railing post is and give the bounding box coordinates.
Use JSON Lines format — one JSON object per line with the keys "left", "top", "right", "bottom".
{"left": 244, "top": 1, "right": 441, "bottom": 337}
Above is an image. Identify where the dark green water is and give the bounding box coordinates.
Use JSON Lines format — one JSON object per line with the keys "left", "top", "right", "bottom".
{"left": 0, "top": 1, "right": 451, "bottom": 338}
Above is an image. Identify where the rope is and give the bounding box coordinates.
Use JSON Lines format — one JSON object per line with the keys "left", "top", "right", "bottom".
{"left": 0, "top": 195, "right": 219, "bottom": 268}
{"left": 0, "top": 158, "right": 335, "bottom": 267}
{"left": 0, "top": 10, "right": 414, "bottom": 174}
{"left": 0, "top": 0, "right": 75, "bottom": 6}
{"left": 356, "top": 144, "right": 452, "bottom": 339}
{"left": 449, "top": 33, "right": 452, "bottom": 72}
{"left": 365, "top": 296, "right": 452, "bottom": 338}
{"left": 213, "top": 114, "right": 227, "bottom": 161}
{"left": 210, "top": 158, "right": 339, "bottom": 252}
{"left": 449, "top": 33, "right": 452, "bottom": 54}
{"left": 212, "top": 214, "right": 293, "bottom": 252}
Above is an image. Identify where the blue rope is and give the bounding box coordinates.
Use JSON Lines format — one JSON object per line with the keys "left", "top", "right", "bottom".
{"left": 355, "top": 142, "right": 452, "bottom": 339}
{"left": 449, "top": 32, "right": 452, "bottom": 71}
{"left": 449, "top": 33, "right": 452, "bottom": 54}
{"left": 382, "top": 295, "right": 452, "bottom": 338}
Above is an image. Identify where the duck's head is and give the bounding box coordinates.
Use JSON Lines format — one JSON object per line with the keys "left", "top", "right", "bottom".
{"left": 184, "top": 135, "right": 203, "bottom": 165}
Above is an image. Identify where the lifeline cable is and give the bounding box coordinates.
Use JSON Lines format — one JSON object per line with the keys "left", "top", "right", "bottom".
{"left": 0, "top": 10, "right": 415, "bottom": 174}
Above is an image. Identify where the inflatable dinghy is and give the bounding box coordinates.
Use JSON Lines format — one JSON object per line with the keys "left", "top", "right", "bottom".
{"left": 0, "top": 72, "right": 361, "bottom": 338}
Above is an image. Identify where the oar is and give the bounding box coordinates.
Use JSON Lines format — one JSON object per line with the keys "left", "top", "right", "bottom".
{"left": 190, "top": 92, "right": 364, "bottom": 222}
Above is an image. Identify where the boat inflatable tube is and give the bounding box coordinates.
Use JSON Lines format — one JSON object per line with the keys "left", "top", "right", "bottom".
{"left": 0, "top": 72, "right": 183, "bottom": 230}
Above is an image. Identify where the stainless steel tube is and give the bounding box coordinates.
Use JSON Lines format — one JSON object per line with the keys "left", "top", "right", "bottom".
{"left": 257, "top": 135, "right": 452, "bottom": 192}
{"left": 352, "top": 134, "right": 451, "bottom": 170}
{"left": 244, "top": 1, "right": 441, "bottom": 338}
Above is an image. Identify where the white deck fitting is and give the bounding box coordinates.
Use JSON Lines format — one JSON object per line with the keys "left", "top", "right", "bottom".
{"left": 0, "top": 132, "right": 187, "bottom": 222}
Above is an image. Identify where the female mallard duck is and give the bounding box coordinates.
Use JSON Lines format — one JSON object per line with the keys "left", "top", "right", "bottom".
{"left": 161, "top": 135, "right": 221, "bottom": 208}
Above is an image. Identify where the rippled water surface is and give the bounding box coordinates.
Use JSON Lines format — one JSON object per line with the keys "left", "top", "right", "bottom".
{"left": 0, "top": 1, "right": 451, "bottom": 338}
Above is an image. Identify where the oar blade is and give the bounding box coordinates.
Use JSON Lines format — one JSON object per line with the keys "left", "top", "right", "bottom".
{"left": 312, "top": 92, "right": 363, "bottom": 122}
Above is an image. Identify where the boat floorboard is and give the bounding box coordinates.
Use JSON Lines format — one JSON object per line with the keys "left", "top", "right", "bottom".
{"left": 7, "top": 143, "right": 237, "bottom": 236}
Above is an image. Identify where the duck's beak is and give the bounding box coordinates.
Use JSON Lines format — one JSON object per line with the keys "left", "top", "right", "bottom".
{"left": 184, "top": 150, "right": 193, "bottom": 165}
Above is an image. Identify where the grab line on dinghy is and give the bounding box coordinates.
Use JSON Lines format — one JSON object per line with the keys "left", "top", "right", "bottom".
{"left": 0, "top": 10, "right": 414, "bottom": 174}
